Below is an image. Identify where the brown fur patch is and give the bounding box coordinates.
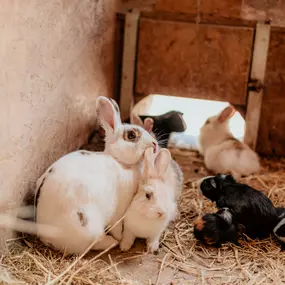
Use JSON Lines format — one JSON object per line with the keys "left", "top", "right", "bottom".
{"left": 123, "top": 128, "right": 141, "bottom": 142}
{"left": 194, "top": 217, "right": 205, "bottom": 231}
{"left": 77, "top": 211, "right": 88, "bottom": 227}
{"left": 226, "top": 138, "right": 246, "bottom": 159}
{"left": 98, "top": 126, "right": 105, "bottom": 136}
{"left": 229, "top": 138, "right": 246, "bottom": 150}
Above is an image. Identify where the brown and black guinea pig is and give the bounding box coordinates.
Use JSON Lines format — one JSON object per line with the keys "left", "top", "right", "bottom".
{"left": 194, "top": 208, "right": 240, "bottom": 247}
{"left": 198, "top": 174, "right": 279, "bottom": 240}
{"left": 126, "top": 111, "right": 187, "bottom": 148}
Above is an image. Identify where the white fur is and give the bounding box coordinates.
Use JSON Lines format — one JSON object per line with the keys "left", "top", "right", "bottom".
{"left": 130, "top": 114, "right": 184, "bottom": 201}
{"left": 199, "top": 106, "right": 260, "bottom": 179}
{"left": 36, "top": 151, "right": 138, "bottom": 254}
{"left": 36, "top": 96, "right": 157, "bottom": 254}
{"left": 0, "top": 206, "right": 60, "bottom": 239}
{"left": 120, "top": 148, "right": 177, "bottom": 253}
{"left": 274, "top": 218, "right": 285, "bottom": 242}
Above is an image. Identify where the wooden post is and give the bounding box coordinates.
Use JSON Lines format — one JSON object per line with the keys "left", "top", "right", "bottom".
{"left": 119, "top": 9, "right": 140, "bottom": 122}
{"left": 244, "top": 22, "right": 271, "bottom": 150}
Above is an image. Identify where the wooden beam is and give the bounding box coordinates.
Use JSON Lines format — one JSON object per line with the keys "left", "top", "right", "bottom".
{"left": 117, "top": 0, "right": 155, "bottom": 14}
{"left": 244, "top": 22, "right": 271, "bottom": 150}
{"left": 119, "top": 9, "right": 140, "bottom": 122}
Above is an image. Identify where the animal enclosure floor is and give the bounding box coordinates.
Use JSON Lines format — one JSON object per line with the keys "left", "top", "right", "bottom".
{"left": 2, "top": 150, "right": 285, "bottom": 285}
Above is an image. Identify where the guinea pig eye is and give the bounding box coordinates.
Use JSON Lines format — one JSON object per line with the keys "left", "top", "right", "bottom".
{"left": 145, "top": 192, "right": 152, "bottom": 200}
{"left": 205, "top": 119, "right": 210, "bottom": 125}
{"left": 210, "top": 178, "right": 216, "bottom": 188}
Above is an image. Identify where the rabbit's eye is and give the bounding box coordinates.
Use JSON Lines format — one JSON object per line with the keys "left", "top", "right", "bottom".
{"left": 145, "top": 192, "right": 152, "bottom": 200}
{"left": 128, "top": 130, "right": 136, "bottom": 140}
{"left": 205, "top": 119, "right": 210, "bottom": 125}
{"left": 123, "top": 128, "right": 141, "bottom": 142}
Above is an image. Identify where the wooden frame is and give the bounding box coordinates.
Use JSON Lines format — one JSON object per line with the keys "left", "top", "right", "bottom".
{"left": 244, "top": 23, "right": 271, "bottom": 150}
{"left": 119, "top": 9, "right": 140, "bottom": 122}
{"left": 119, "top": 12, "right": 271, "bottom": 150}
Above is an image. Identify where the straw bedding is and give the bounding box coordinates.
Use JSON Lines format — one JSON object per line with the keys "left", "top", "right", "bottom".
{"left": 1, "top": 150, "right": 285, "bottom": 285}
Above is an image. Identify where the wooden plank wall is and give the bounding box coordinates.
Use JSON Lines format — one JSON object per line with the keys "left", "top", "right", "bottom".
{"left": 257, "top": 29, "right": 285, "bottom": 156}
{"left": 136, "top": 19, "right": 253, "bottom": 105}
{"left": 117, "top": 0, "right": 285, "bottom": 156}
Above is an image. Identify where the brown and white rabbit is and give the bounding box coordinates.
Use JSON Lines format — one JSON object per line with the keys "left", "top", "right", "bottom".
{"left": 131, "top": 113, "right": 183, "bottom": 201}
{"left": 35, "top": 96, "right": 158, "bottom": 254}
{"left": 120, "top": 148, "right": 177, "bottom": 253}
{"left": 199, "top": 105, "right": 260, "bottom": 180}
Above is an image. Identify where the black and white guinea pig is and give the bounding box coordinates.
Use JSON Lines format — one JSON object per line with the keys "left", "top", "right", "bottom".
{"left": 193, "top": 208, "right": 240, "bottom": 248}
{"left": 126, "top": 110, "right": 187, "bottom": 148}
{"left": 275, "top": 207, "right": 285, "bottom": 219}
{"left": 273, "top": 207, "right": 285, "bottom": 249}
{"left": 198, "top": 174, "right": 279, "bottom": 240}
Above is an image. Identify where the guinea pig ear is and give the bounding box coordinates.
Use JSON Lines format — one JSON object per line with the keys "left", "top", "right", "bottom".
{"left": 143, "top": 118, "right": 154, "bottom": 133}
{"left": 96, "top": 96, "right": 122, "bottom": 133}
{"left": 178, "top": 113, "right": 187, "bottom": 131}
{"left": 143, "top": 147, "right": 155, "bottom": 179}
{"left": 217, "top": 105, "right": 236, "bottom": 123}
{"left": 154, "top": 148, "right": 171, "bottom": 178}
{"left": 130, "top": 113, "right": 143, "bottom": 127}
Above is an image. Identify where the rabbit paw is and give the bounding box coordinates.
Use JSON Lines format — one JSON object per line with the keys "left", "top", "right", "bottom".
{"left": 110, "top": 223, "right": 123, "bottom": 241}
{"left": 119, "top": 231, "right": 136, "bottom": 252}
{"left": 112, "top": 231, "right": 122, "bottom": 242}
{"left": 147, "top": 239, "right": 159, "bottom": 254}
{"left": 120, "top": 240, "right": 133, "bottom": 252}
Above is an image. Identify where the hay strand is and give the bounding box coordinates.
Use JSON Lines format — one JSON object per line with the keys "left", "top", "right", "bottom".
{"left": 1, "top": 151, "right": 285, "bottom": 284}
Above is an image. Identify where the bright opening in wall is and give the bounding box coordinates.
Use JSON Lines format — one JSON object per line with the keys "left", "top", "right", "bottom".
{"left": 132, "top": 94, "right": 245, "bottom": 150}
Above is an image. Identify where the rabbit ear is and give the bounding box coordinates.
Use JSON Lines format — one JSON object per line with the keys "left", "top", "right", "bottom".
{"left": 96, "top": 96, "right": 122, "bottom": 132}
{"left": 109, "top": 98, "right": 121, "bottom": 115}
{"left": 154, "top": 148, "right": 171, "bottom": 178}
{"left": 143, "top": 148, "right": 155, "bottom": 179}
{"left": 131, "top": 113, "right": 154, "bottom": 134}
{"left": 130, "top": 113, "right": 143, "bottom": 127}
{"left": 218, "top": 105, "right": 236, "bottom": 123}
{"left": 143, "top": 118, "right": 154, "bottom": 133}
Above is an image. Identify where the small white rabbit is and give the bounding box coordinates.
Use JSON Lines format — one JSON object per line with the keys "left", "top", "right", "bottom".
{"left": 35, "top": 96, "right": 157, "bottom": 254}
{"left": 199, "top": 105, "right": 260, "bottom": 180}
{"left": 120, "top": 147, "right": 177, "bottom": 254}
{"left": 130, "top": 113, "right": 183, "bottom": 201}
